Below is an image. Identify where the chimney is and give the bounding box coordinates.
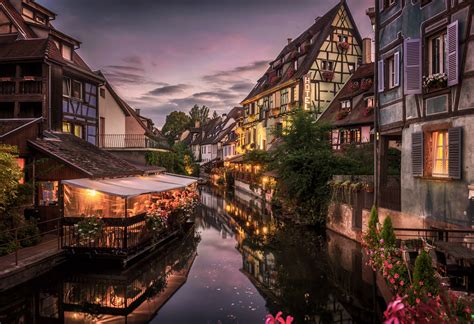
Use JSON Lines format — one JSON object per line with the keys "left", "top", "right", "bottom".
{"left": 135, "top": 108, "right": 141, "bottom": 116}
{"left": 287, "top": 38, "right": 292, "bottom": 45}
{"left": 362, "top": 38, "right": 372, "bottom": 65}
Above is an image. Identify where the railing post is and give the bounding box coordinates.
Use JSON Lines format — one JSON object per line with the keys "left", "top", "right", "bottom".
{"left": 15, "top": 228, "right": 18, "bottom": 266}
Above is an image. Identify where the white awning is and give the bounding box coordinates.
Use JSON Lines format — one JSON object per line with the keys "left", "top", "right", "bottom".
{"left": 148, "top": 173, "right": 198, "bottom": 187}
{"left": 62, "top": 173, "right": 196, "bottom": 198}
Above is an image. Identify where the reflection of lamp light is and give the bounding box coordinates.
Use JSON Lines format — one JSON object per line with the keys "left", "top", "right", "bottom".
{"left": 246, "top": 221, "right": 250, "bottom": 227}
{"left": 262, "top": 177, "right": 269, "bottom": 184}
{"left": 263, "top": 226, "right": 268, "bottom": 234}
{"left": 87, "top": 189, "right": 97, "bottom": 197}
{"left": 226, "top": 205, "right": 231, "bottom": 212}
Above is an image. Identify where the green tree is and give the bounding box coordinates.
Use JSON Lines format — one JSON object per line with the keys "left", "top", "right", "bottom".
{"left": 272, "top": 109, "right": 357, "bottom": 225}
{"left": 380, "top": 216, "right": 396, "bottom": 248}
{"left": 189, "top": 105, "right": 210, "bottom": 125}
{"left": 162, "top": 111, "right": 191, "bottom": 144}
{"left": 413, "top": 250, "right": 438, "bottom": 295}
{"left": 0, "top": 145, "right": 22, "bottom": 211}
{"left": 365, "top": 206, "right": 380, "bottom": 247}
{"left": 146, "top": 142, "right": 198, "bottom": 176}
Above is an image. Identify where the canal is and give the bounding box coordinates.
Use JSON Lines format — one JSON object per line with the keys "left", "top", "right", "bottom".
{"left": 0, "top": 187, "right": 385, "bottom": 323}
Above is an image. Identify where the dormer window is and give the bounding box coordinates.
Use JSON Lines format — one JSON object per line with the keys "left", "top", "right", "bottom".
{"left": 366, "top": 97, "right": 375, "bottom": 108}
{"left": 35, "top": 15, "right": 46, "bottom": 24}
{"left": 341, "top": 100, "right": 351, "bottom": 111}
{"left": 294, "top": 60, "right": 298, "bottom": 71}
{"left": 321, "top": 60, "right": 334, "bottom": 71}
{"left": 62, "top": 45, "right": 73, "bottom": 61}
{"left": 338, "top": 35, "right": 349, "bottom": 43}
{"left": 22, "top": 7, "right": 34, "bottom": 19}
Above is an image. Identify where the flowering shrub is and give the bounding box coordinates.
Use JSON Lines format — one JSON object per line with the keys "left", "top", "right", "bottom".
{"left": 74, "top": 217, "right": 104, "bottom": 243}
{"left": 423, "top": 73, "right": 447, "bottom": 89}
{"left": 364, "top": 208, "right": 473, "bottom": 323}
{"left": 361, "top": 78, "right": 373, "bottom": 90}
{"left": 350, "top": 80, "right": 360, "bottom": 91}
{"left": 146, "top": 209, "right": 169, "bottom": 234}
{"left": 265, "top": 312, "right": 293, "bottom": 324}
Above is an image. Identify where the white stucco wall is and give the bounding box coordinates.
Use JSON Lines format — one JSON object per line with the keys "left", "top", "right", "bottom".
{"left": 99, "top": 86, "right": 127, "bottom": 136}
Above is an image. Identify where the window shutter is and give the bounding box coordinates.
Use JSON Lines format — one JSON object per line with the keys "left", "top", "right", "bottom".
{"left": 412, "top": 132, "right": 423, "bottom": 176}
{"left": 379, "top": 0, "right": 384, "bottom": 12}
{"left": 394, "top": 51, "right": 400, "bottom": 87}
{"left": 378, "top": 59, "right": 384, "bottom": 93}
{"left": 404, "top": 39, "right": 422, "bottom": 94}
{"left": 448, "top": 127, "right": 462, "bottom": 179}
{"left": 447, "top": 20, "right": 459, "bottom": 87}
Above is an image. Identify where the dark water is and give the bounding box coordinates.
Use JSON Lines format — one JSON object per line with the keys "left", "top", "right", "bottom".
{"left": 0, "top": 187, "right": 384, "bottom": 323}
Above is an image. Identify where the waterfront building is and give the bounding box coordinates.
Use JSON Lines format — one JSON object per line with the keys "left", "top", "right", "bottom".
{"left": 319, "top": 61, "right": 374, "bottom": 150}
{"left": 239, "top": 1, "right": 363, "bottom": 153}
{"left": 96, "top": 72, "right": 169, "bottom": 166}
{"left": 376, "top": 0, "right": 474, "bottom": 229}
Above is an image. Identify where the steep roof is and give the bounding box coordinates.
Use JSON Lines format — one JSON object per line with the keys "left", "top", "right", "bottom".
{"left": 0, "top": 35, "right": 48, "bottom": 61}
{"left": 28, "top": 132, "right": 142, "bottom": 178}
{"left": 318, "top": 63, "right": 374, "bottom": 127}
{"left": 242, "top": 1, "right": 361, "bottom": 103}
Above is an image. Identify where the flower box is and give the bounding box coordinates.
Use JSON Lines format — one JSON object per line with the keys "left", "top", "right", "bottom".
{"left": 350, "top": 80, "right": 360, "bottom": 91}
{"left": 322, "top": 70, "right": 334, "bottom": 82}
{"left": 361, "top": 78, "right": 373, "bottom": 90}
{"left": 423, "top": 73, "right": 447, "bottom": 90}
{"left": 338, "top": 41, "right": 350, "bottom": 52}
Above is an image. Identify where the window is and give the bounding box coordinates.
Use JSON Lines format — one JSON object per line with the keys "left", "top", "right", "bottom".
{"left": 72, "top": 80, "right": 83, "bottom": 100}
{"left": 432, "top": 130, "right": 449, "bottom": 177}
{"left": 38, "top": 181, "right": 59, "bottom": 206}
{"left": 384, "top": 0, "right": 396, "bottom": 8}
{"left": 321, "top": 60, "right": 334, "bottom": 71}
{"left": 35, "top": 15, "right": 46, "bottom": 24}
{"left": 22, "top": 8, "right": 34, "bottom": 19}
{"left": 280, "top": 89, "right": 289, "bottom": 111}
{"left": 341, "top": 100, "right": 351, "bottom": 110}
{"left": 338, "top": 35, "right": 349, "bottom": 43}
{"left": 386, "top": 53, "right": 400, "bottom": 89}
{"left": 100, "top": 88, "right": 106, "bottom": 98}
{"left": 366, "top": 97, "right": 375, "bottom": 108}
{"left": 269, "top": 95, "right": 274, "bottom": 109}
{"left": 61, "top": 44, "right": 73, "bottom": 61}
{"left": 388, "top": 56, "right": 395, "bottom": 88}
{"left": 294, "top": 60, "right": 298, "bottom": 71}
{"left": 348, "top": 63, "right": 356, "bottom": 73}
{"left": 428, "top": 32, "right": 447, "bottom": 75}
{"left": 63, "top": 78, "right": 71, "bottom": 97}
{"left": 74, "top": 124, "right": 82, "bottom": 138}
{"left": 62, "top": 122, "right": 71, "bottom": 133}
{"left": 276, "top": 68, "right": 283, "bottom": 77}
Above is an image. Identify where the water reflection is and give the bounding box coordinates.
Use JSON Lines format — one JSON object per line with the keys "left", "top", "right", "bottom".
{"left": 0, "top": 187, "right": 384, "bottom": 323}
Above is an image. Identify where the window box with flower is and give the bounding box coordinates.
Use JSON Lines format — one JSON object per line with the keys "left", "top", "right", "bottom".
{"left": 337, "top": 41, "right": 350, "bottom": 52}
{"left": 423, "top": 73, "right": 447, "bottom": 91}
{"left": 321, "top": 70, "right": 334, "bottom": 82}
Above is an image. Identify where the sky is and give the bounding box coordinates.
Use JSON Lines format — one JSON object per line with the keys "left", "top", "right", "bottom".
{"left": 39, "top": 0, "right": 373, "bottom": 128}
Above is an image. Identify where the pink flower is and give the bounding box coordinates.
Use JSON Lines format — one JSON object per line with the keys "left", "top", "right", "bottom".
{"left": 266, "top": 312, "right": 293, "bottom": 324}
{"left": 394, "top": 273, "right": 399, "bottom": 279}
{"left": 399, "top": 280, "right": 404, "bottom": 286}
{"left": 416, "top": 298, "right": 420, "bottom": 304}
{"left": 418, "top": 281, "right": 424, "bottom": 286}
{"left": 387, "top": 264, "right": 393, "bottom": 269}
{"left": 390, "top": 278, "right": 395, "bottom": 284}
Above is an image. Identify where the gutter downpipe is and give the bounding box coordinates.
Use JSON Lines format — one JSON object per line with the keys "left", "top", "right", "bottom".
{"left": 374, "top": 2, "right": 380, "bottom": 209}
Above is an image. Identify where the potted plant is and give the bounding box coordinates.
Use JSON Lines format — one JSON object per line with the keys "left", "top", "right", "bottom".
{"left": 350, "top": 80, "right": 360, "bottom": 91}
{"left": 361, "top": 78, "right": 373, "bottom": 90}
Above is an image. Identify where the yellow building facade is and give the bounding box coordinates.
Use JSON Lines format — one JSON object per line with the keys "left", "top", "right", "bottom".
{"left": 239, "top": 1, "right": 363, "bottom": 153}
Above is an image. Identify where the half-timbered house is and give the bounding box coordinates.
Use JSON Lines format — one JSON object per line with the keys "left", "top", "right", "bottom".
{"left": 376, "top": 0, "right": 474, "bottom": 229}
{"left": 240, "top": 0, "right": 363, "bottom": 152}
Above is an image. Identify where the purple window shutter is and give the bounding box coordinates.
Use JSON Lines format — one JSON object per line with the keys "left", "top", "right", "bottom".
{"left": 447, "top": 20, "right": 459, "bottom": 87}
{"left": 378, "top": 59, "right": 384, "bottom": 93}
{"left": 448, "top": 127, "right": 462, "bottom": 179}
{"left": 404, "top": 39, "right": 422, "bottom": 94}
{"left": 394, "top": 51, "right": 400, "bottom": 87}
{"left": 379, "top": 0, "right": 384, "bottom": 12}
{"left": 412, "top": 132, "right": 424, "bottom": 177}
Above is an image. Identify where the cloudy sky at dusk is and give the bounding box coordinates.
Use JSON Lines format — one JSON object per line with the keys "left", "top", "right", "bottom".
{"left": 39, "top": 0, "right": 373, "bottom": 127}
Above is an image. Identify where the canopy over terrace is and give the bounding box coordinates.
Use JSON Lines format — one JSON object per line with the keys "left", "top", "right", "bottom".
{"left": 62, "top": 174, "right": 198, "bottom": 219}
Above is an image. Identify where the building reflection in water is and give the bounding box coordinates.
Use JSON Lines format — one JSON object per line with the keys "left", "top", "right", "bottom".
{"left": 0, "top": 232, "right": 199, "bottom": 324}
{"left": 197, "top": 186, "right": 383, "bottom": 323}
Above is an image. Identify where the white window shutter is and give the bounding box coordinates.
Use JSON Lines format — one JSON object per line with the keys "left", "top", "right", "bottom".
{"left": 404, "top": 39, "right": 422, "bottom": 94}
{"left": 447, "top": 20, "right": 459, "bottom": 87}
{"left": 378, "top": 59, "right": 384, "bottom": 93}
{"left": 394, "top": 51, "right": 400, "bottom": 87}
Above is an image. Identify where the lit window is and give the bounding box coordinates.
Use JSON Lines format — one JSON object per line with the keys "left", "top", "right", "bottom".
{"left": 428, "top": 32, "right": 447, "bottom": 75}
{"left": 432, "top": 130, "right": 449, "bottom": 177}
{"left": 62, "top": 122, "right": 71, "bottom": 133}
{"left": 74, "top": 125, "right": 83, "bottom": 139}
{"left": 366, "top": 97, "right": 374, "bottom": 108}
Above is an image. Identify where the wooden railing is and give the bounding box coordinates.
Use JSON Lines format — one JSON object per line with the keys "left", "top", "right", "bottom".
{"left": 393, "top": 228, "right": 474, "bottom": 247}
{"left": 0, "top": 77, "right": 43, "bottom": 95}
{"left": 99, "top": 134, "right": 167, "bottom": 149}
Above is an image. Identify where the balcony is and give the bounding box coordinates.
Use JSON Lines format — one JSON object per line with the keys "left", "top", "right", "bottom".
{"left": 99, "top": 134, "right": 168, "bottom": 150}
{"left": 0, "top": 77, "right": 43, "bottom": 96}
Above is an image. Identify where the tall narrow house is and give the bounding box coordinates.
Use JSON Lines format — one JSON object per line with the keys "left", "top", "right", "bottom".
{"left": 240, "top": 1, "right": 363, "bottom": 152}
{"left": 376, "top": 0, "right": 474, "bottom": 229}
